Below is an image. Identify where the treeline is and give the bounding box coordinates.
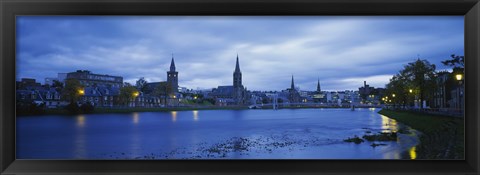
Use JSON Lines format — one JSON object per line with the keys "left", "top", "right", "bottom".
{"left": 384, "top": 54, "right": 464, "bottom": 109}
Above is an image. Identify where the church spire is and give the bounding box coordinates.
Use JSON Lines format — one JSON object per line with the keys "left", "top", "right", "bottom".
{"left": 235, "top": 53, "right": 241, "bottom": 73}
{"left": 317, "top": 78, "right": 321, "bottom": 92}
{"left": 170, "top": 54, "right": 176, "bottom": 72}
{"left": 291, "top": 75, "right": 295, "bottom": 90}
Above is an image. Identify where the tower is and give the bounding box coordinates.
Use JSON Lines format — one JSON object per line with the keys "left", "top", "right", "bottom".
{"left": 233, "top": 54, "right": 244, "bottom": 105}
{"left": 167, "top": 55, "right": 178, "bottom": 96}
{"left": 291, "top": 75, "right": 295, "bottom": 91}
{"left": 289, "top": 75, "right": 300, "bottom": 103}
{"left": 233, "top": 54, "right": 242, "bottom": 88}
{"left": 317, "top": 78, "right": 321, "bottom": 92}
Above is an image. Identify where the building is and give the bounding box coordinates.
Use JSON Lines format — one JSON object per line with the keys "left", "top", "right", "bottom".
{"left": 312, "top": 78, "right": 326, "bottom": 103}
{"left": 44, "top": 78, "right": 59, "bottom": 86}
{"left": 288, "top": 75, "right": 301, "bottom": 103}
{"left": 16, "top": 78, "right": 41, "bottom": 89}
{"left": 139, "top": 56, "right": 180, "bottom": 107}
{"left": 432, "top": 68, "right": 465, "bottom": 111}
{"left": 80, "top": 86, "right": 120, "bottom": 107}
{"left": 233, "top": 54, "right": 247, "bottom": 105}
{"left": 433, "top": 71, "right": 454, "bottom": 109}
{"left": 57, "top": 73, "right": 68, "bottom": 83}
{"left": 358, "top": 81, "right": 384, "bottom": 104}
{"left": 16, "top": 86, "right": 66, "bottom": 108}
{"left": 359, "top": 81, "right": 374, "bottom": 101}
{"left": 210, "top": 54, "right": 248, "bottom": 105}
{"left": 167, "top": 56, "right": 179, "bottom": 96}
{"left": 66, "top": 70, "right": 123, "bottom": 88}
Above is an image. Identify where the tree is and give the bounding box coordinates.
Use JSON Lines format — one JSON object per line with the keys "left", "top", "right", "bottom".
{"left": 442, "top": 54, "right": 464, "bottom": 68}
{"left": 52, "top": 80, "right": 64, "bottom": 90}
{"left": 387, "top": 59, "right": 436, "bottom": 109}
{"left": 118, "top": 83, "right": 139, "bottom": 106}
{"left": 385, "top": 73, "right": 410, "bottom": 108}
{"left": 80, "top": 103, "right": 95, "bottom": 113}
{"left": 62, "top": 78, "right": 84, "bottom": 103}
{"left": 135, "top": 77, "right": 148, "bottom": 92}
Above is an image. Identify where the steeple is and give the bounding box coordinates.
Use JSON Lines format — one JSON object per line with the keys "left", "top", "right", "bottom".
{"left": 170, "top": 54, "right": 176, "bottom": 72}
{"left": 291, "top": 75, "right": 295, "bottom": 90}
{"left": 235, "top": 53, "right": 241, "bottom": 73}
{"left": 317, "top": 78, "right": 321, "bottom": 92}
{"left": 233, "top": 53, "right": 244, "bottom": 105}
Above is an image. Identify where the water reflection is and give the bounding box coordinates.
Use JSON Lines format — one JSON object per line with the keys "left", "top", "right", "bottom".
{"left": 76, "top": 115, "right": 85, "bottom": 127}
{"left": 132, "top": 112, "right": 139, "bottom": 124}
{"left": 74, "top": 115, "right": 86, "bottom": 158}
{"left": 380, "top": 114, "right": 398, "bottom": 132}
{"left": 409, "top": 147, "right": 417, "bottom": 159}
{"left": 171, "top": 111, "right": 177, "bottom": 122}
{"left": 383, "top": 150, "right": 401, "bottom": 159}
{"left": 193, "top": 110, "right": 199, "bottom": 121}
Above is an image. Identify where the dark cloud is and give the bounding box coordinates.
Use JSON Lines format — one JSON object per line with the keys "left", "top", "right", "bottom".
{"left": 17, "top": 16, "right": 464, "bottom": 91}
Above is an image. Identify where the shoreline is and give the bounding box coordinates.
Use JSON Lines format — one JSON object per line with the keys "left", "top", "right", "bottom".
{"left": 378, "top": 109, "right": 464, "bottom": 159}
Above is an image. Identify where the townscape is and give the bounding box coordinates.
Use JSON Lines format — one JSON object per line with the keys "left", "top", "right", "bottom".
{"left": 16, "top": 54, "right": 464, "bottom": 117}
{"left": 14, "top": 16, "right": 466, "bottom": 160}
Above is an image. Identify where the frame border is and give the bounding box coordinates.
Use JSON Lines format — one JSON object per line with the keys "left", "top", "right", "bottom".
{"left": 1, "top": 0, "right": 479, "bottom": 174}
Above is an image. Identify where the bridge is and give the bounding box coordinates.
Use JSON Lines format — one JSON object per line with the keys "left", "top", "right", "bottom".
{"left": 250, "top": 103, "right": 383, "bottom": 109}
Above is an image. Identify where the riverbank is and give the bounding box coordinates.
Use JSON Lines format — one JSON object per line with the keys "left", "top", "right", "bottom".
{"left": 378, "top": 109, "right": 464, "bottom": 159}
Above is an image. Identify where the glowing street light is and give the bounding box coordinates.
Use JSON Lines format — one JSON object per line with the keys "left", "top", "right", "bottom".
{"left": 392, "top": 94, "right": 396, "bottom": 98}
{"left": 133, "top": 92, "right": 139, "bottom": 97}
{"left": 455, "top": 74, "right": 463, "bottom": 81}
{"left": 78, "top": 89, "right": 85, "bottom": 95}
{"left": 455, "top": 71, "right": 464, "bottom": 111}
{"left": 409, "top": 89, "right": 413, "bottom": 93}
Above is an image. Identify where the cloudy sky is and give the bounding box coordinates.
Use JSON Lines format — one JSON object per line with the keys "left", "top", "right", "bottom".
{"left": 16, "top": 16, "right": 464, "bottom": 91}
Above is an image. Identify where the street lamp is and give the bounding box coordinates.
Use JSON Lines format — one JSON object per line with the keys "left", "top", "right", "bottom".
{"left": 78, "top": 89, "right": 85, "bottom": 95}
{"left": 409, "top": 89, "right": 413, "bottom": 93}
{"left": 455, "top": 72, "right": 464, "bottom": 112}
{"left": 455, "top": 74, "right": 463, "bottom": 81}
{"left": 392, "top": 94, "right": 396, "bottom": 98}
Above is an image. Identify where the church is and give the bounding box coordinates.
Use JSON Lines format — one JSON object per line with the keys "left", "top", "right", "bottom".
{"left": 288, "top": 75, "right": 301, "bottom": 103}
{"left": 143, "top": 55, "right": 180, "bottom": 106}
{"left": 211, "top": 54, "right": 248, "bottom": 105}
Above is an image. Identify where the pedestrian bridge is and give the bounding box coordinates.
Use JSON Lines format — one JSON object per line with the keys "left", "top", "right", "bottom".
{"left": 250, "top": 103, "right": 383, "bottom": 109}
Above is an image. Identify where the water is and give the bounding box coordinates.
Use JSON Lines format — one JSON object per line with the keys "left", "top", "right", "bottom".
{"left": 16, "top": 108, "right": 420, "bottom": 159}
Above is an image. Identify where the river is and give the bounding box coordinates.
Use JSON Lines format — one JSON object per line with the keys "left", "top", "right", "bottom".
{"left": 16, "top": 108, "right": 420, "bottom": 159}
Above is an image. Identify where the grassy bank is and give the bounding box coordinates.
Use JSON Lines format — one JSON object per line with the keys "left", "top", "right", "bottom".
{"left": 378, "top": 109, "right": 464, "bottom": 159}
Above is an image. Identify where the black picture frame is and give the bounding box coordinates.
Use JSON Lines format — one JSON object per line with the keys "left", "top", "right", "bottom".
{"left": 1, "top": 0, "right": 479, "bottom": 174}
